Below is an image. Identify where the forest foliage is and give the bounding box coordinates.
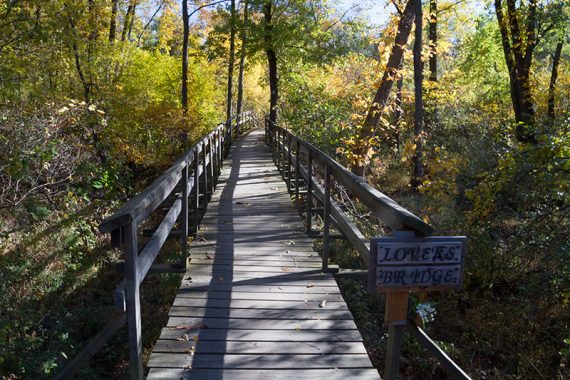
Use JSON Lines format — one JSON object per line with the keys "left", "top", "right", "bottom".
{"left": 0, "top": 0, "right": 569, "bottom": 378}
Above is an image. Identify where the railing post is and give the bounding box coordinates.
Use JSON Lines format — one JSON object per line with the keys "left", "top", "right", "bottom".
{"left": 274, "top": 126, "right": 281, "bottom": 166}
{"left": 306, "top": 150, "right": 313, "bottom": 233}
{"left": 193, "top": 152, "right": 200, "bottom": 233}
{"left": 217, "top": 129, "right": 223, "bottom": 172}
{"left": 295, "top": 139, "right": 300, "bottom": 207}
{"left": 383, "top": 229, "right": 415, "bottom": 380}
{"left": 208, "top": 136, "right": 215, "bottom": 190}
{"left": 286, "top": 133, "right": 292, "bottom": 191}
{"left": 322, "top": 163, "right": 331, "bottom": 271}
{"left": 181, "top": 159, "right": 189, "bottom": 266}
{"left": 202, "top": 142, "right": 208, "bottom": 201}
{"left": 124, "top": 221, "right": 143, "bottom": 380}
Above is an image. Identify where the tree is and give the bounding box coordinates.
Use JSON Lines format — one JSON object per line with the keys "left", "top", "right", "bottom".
{"left": 263, "top": 0, "right": 278, "bottom": 125}
{"left": 548, "top": 40, "right": 564, "bottom": 119}
{"left": 236, "top": 0, "right": 249, "bottom": 131}
{"left": 493, "top": 0, "right": 560, "bottom": 142}
{"left": 411, "top": 0, "right": 424, "bottom": 188}
{"left": 353, "top": 0, "right": 418, "bottom": 176}
{"left": 226, "top": 0, "right": 237, "bottom": 127}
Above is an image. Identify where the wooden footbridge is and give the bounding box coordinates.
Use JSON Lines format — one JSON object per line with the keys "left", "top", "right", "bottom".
{"left": 56, "top": 113, "right": 470, "bottom": 380}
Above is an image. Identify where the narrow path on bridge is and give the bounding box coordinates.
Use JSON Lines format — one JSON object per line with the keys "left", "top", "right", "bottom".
{"left": 147, "top": 129, "right": 381, "bottom": 379}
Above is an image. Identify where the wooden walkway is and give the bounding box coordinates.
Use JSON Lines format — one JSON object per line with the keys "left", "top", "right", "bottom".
{"left": 147, "top": 129, "right": 381, "bottom": 379}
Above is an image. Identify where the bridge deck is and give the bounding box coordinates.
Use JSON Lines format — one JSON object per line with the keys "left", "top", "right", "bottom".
{"left": 147, "top": 129, "right": 380, "bottom": 379}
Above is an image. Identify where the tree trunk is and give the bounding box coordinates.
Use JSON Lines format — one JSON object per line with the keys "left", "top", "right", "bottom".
{"left": 121, "top": 1, "right": 135, "bottom": 41}
{"left": 109, "top": 0, "right": 118, "bottom": 42}
{"left": 236, "top": 0, "right": 249, "bottom": 133}
{"left": 548, "top": 41, "right": 563, "bottom": 120}
{"left": 352, "top": 0, "right": 417, "bottom": 176}
{"left": 264, "top": 0, "right": 278, "bottom": 125}
{"left": 127, "top": 2, "right": 137, "bottom": 39}
{"left": 494, "top": 0, "right": 537, "bottom": 143}
{"left": 181, "top": 0, "right": 189, "bottom": 115}
{"left": 394, "top": 73, "right": 404, "bottom": 155}
{"left": 411, "top": 0, "right": 424, "bottom": 189}
{"left": 426, "top": 0, "right": 438, "bottom": 130}
{"left": 226, "top": 0, "right": 237, "bottom": 127}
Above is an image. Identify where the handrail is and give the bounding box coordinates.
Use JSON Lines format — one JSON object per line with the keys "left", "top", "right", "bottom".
{"left": 100, "top": 111, "right": 252, "bottom": 233}
{"left": 265, "top": 119, "right": 431, "bottom": 265}
{"left": 56, "top": 112, "right": 254, "bottom": 380}
{"left": 265, "top": 119, "right": 470, "bottom": 380}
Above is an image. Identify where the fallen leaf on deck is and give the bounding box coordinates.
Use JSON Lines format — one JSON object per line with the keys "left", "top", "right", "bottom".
{"left": 282, "top": 266, "right": 293, "bottom": 272}
{"left": 175, "top": 323, "right": 208, "bottom": 330}
{"left": 319, "top": 300, "right": 327, "bottom": 308}
{"left": 306, "top": 284, "right": 315, "bottom": 288}
{"left": 206, "top": 254, "right": 213, "bottom": 260}
{"left": 177, "top": 333, "right": 190, "bottom": 341}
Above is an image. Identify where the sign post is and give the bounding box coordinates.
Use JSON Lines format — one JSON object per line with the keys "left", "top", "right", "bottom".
{"left": 369, "top": 233, "right": 467, "bottom": 380}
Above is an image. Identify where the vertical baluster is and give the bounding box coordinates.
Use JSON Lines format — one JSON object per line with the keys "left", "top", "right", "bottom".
{"left": 181, "top": 158, "right": 189, "bottom": 266}
{"left": 306, "top": 150, "right": 313, "bottom": 233}
{"left": 124, "top": 222, "right": 143, "bottom": 380}
{"left": 217, "top": 129, "right": 222, "bottom": 172}
{"left": 287, "top": 133, "right": 292, "bottom": 191}
{"left": 202, "top": 141, "right": 208, "bottom": 201}
{"left": 322, "top": 164, "right": 331, "bottom": 271}
{"left": 193, "top": 151, "right": 200, "bottom": 233}
{"left": 295, "top": 139, "right": 300, "bottom": 207}
{"left": 208, "top": 136, "right": 215, "bottom": 190}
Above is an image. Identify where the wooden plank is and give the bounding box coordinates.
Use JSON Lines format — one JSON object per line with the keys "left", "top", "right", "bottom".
{"left": 147, "top": 129, "right": 377, "bottom": 378}
{"left": 166, "top": 317, "right": 357, "bottom": 330}
{"left": 171, "top": 298, "right": 349, "bottom": 310}
{"left": 152, "top": 339, "right": 366, "bottom": 354}
{"left": 179, "top": 278, "right": 339, "bottom": 287}
{"left": 179, "top": 283, "right": 339, "bottom": 293}
{"left": 158, "top": 327, "right": 364, "bottom": 342}
{"left": 189, "top": 259, "right": 322, "bottom": 267}
{"left": 148, "top": 353, "right": 374, "bottom": 369}
{"left": 168, "top": 306, "right": 352, "bottom": 320}
{"left": 147, "top": 368, "right": 381, "bottom": 380}
{"left": 175, "top": 290, "right": 345, "bottom": 302}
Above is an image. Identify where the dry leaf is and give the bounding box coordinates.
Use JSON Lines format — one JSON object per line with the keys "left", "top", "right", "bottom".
{"left": 206, "top": 254, "right": 213, "bottom": 260}
{"left": 319, "top": 300, "right": 327, "bottom": 308}
{"left": 177, "top": 333, "right": 190, "bottom": 341}
{"left": 282, "top": 266, "right": 293, "bottom": 272}
{"left": 306, "top": 284, "right": 315, "bottom": 288}
{"left": 175, "top": 322, "right": 208, "bottom": 330}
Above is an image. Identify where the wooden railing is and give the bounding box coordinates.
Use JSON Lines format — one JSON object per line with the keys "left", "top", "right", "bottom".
{"left": 265, "top": 119, "right": 471, "bottom": 380}
{"left": 55, "top": 112, "right": 254, "bottom": 380}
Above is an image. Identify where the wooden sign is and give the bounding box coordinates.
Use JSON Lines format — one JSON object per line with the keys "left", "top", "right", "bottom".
{"left": 368, "top": 236, "right": 467, "bottom": 293}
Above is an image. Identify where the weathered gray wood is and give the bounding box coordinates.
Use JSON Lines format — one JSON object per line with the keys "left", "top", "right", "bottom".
{"left": 54, "top": 313, "right": 127, "bottom": 380}
{"left": 147, "top": 129, "right": 378, "bottom": 379}
{"left": 171, "top": 297, "right": 349, "bottom": 310}
{"left": 124, "top": 222, "right": 143, "bottom": 380}
{"left": 99, "top": 161, "right": 184, "bottom": 233}
{"left": 168, "top": 307, "right": 352, "bottom": 320}
{"left": 147, "top": 368, "right": 381, "bottom": 380}
{"left": 323, "top": 163, "right": 331, "bottom": 271}
{"left": 152, "top": 339, "right": 365, "bottom": 354}
{"left": 407, "top": 323, "right": 472, "bottom": 380}
{"left": 148, "top": 353, "right": 374, "bottom": 369}
{"left": 175, "top": 290, "right": 345, "bottom": 302}
{"left": 158, "top": 327, "right": 363, "bottom": 342}
{"left": 137, "top": 197, "right": 181, "bottom": 283}
{"left": 181, "top": 160, "right": 189, "bottom": 267}
{"left": 275, "top": 126, "right": 432, "bottom": 235}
